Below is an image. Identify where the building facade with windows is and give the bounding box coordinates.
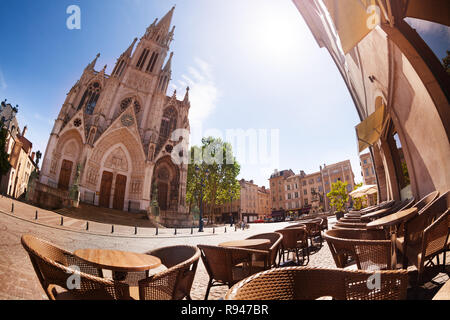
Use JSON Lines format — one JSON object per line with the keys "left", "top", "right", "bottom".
{"left": 270, "top": 160, "right": 355, "bottom": 218}
{"left": 39, "top": 7, "right": 192, "bottom": 220}
{"left": 0, "top": 101, "right": 37, "bottom": 199}
{"left": 360, "top": 153, "right": 377, "bottom": 185}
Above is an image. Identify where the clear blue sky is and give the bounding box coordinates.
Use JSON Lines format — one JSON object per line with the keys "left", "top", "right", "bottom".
{"left": 2, "top": 0, "right": 446, "bottom": 188}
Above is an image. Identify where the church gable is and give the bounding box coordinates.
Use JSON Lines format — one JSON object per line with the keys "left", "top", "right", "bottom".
{"left": 93, "top": 103, "right": 146, "bottom": 161}
{"left": 59, "top": 109, "right": 87, "bottom": 145}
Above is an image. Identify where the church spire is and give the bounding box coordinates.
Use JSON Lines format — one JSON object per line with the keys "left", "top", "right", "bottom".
{"left": 123, "top": 37, "right": 138, "bottom": 58}
{"left": 163, "top": 52, "right": 174, "bottom": 72}
{"left": 157, "top": 6, "right": 175, "bottom": 31}
{"left": 183, "top": 86, "right": 190, "bottom": 103}
{"left": 144, "top": 6, "right": 176, "bottom": 47}
{"left": 86, "top": 53, "right": 100, "bottom": 71}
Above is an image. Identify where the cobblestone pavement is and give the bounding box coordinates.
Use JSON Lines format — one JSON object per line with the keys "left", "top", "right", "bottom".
{"left": 1, "top": 197, "right": 448, "bottom": 300}
{"left": 0, "top": 197, "right": 340, "bottom": 300}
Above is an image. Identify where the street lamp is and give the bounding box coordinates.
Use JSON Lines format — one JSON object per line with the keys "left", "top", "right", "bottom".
{"left": 195, "top": 165, "right": 209, "bottom": 232}
{"left": 229, "top": 189, "right": 235, "bottom": 227}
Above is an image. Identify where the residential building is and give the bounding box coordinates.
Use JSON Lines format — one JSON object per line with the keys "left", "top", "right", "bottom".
{"left": 360, "top": 153, "right": 377, "bottom": 185}
{"left": 269, "top": 160, "right": 355, "bottom": 218}
{"left": 0, "top": 101, "right": 37, "bottom": 199}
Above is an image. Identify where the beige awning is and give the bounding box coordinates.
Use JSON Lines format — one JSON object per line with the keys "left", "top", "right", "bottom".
{"left": 323, "top": 0, "right": 388, "bottom": 54}
{"left": 350, "top": 184, "right": 378, "bottom": 198}
{"left": 405, "top": 0, "right": 450, "bottom": 27}
{"left": 356, "top": 104, "right": 386, "bottom": 152}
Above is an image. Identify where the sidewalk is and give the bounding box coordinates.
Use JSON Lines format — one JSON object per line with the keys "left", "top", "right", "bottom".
{"left": 0, "top": 196, "right": 242, "bottom": 238}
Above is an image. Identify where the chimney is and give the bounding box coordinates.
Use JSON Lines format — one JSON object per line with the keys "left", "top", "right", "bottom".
{"left": 31, "top": 152, "right": 35, "bottom": 161}
{"left": 22, "top": 125, "right": 27, "bottom": 137}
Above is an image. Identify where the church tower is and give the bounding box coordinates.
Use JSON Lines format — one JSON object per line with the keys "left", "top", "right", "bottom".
{"left": 39, "top": 7, "right": 191, "bottom": 221}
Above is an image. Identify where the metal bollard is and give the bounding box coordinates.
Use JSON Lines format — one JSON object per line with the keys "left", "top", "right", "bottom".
{"left": 134, "top": 226, "right": 138, "bottom": 235}
{"left": 11, "top": 202, "right": 14, "bottom": 213}
{"left": 156, "top": 227, "right": 158, "bottom": 236}
{"left": 235, "top": 225, "right": 237, "bottom": 232}
{"left": 86, "top": 221, "right": 89, "bottom": 231}
{"left": 224, "top": 227, "right": 227, "bottom": 233}
{"left": 111, "top": 225, "right": 114, "bottom": 233}
{"left": 174, "top": 228, "right": 177, "bottom": 235}
{"left": 191, "top": 227, "right": 193, "bottom": 235}
{"left": 213, "top": 227, "right": 215, "bottom": 234}
{"left": 35, "top": 210, "right": 38, "bottom": 220}
{"left": 60, "top": 217, "right": 64, "bottom": 226}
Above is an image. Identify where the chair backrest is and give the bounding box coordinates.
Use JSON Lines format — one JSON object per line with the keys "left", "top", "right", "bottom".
{"left": 197, "top": 245, "right": 263, "bottom": 285}
{"left": 398, "top": 197, "right": 415, "bottom": 211}
{"left": 324, "top": 229, "right": 391, "bottom": 270}
{"left": 333, "top": 222, "right": 367, "bottom": 230}
{"left": 278, "top": 228, "right": 307, "bottom": 248}
{"left": 246, "top": 233, "right": 283, "bottom": 267}
{"left": 21, "top": 235, "right": 127, "bottom": 300}
{"left": 423, "top": 210, "right": 450, "bottom": 260}
{"left": 301, "top": 221, "right": 322, "bottom": 235}
{"left": 405, "top": 191, "right": 449, "bottom": 246}
{"left": 139, "top": 245, "right": 200, "bottom": 300}
{"left": 415, "top": 190, "right": 440, "bottom": 214}
{"left": 225, "top": 267, "right": 409, "bottom": 300}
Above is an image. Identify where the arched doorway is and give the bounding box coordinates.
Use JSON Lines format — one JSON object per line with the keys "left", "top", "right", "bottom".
{"left": 152, "top": 156, "right": 180, "bottom": 211}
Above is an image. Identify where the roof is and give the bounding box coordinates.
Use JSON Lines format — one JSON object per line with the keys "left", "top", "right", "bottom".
{"left": 18, "top": 135, "right": 32, "bottom": 154}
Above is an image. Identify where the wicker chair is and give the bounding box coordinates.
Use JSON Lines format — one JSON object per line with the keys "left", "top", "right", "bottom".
{"left": 225, "top": 267, "right": 409, "bottom": 300}
{"left": 276, "top": 228, "right": 309, "bottom": 266}
{"left": 333, "top": 222, "right": 368, "bottom": 230}
{"left": 324, "top": 229, "right": 393, "bottom": 270}
{"left": 198, "top": 244, "right": 268, "bottom": 300}
{"left": 395, "top": 191, "right": 449, "bottom": 283}
{"left": 136, "top": 245, "right": 200, "bottom": 300}
{"left": 361, "top": 198, "right": 415, "bottom": 223}
{"left": 339, "top": 217, "right": 363, "bottom": 223}
{"left": 245, "top": 232, "right": 283, "bottom": 269}
{"left": 21, "top": 235, "right": 129, "bottom": 300}
{"left": 301, "top": 221, "right": 323, "bottom": 248}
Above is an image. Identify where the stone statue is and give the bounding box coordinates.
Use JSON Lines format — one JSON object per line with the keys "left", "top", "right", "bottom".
{"left": 69, "top": 164, "right": 82, "bottom": 207}
{"left": 147, "top": 183, "right": 160, "bottom": 220}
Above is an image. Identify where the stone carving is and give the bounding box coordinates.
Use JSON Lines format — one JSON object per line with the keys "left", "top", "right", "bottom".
{"left": 104, "top": 147, "right": 128, "bottom": 172}
{"left": 127, "top": 70, "right": 153, "bottom": 92}
{"left": 121, "top": 114, "right": 134, "bottom": 127}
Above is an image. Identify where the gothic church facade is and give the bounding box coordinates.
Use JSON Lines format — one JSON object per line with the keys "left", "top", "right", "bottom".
{"left": 40, "top": 7, "right": 190, "bottom": 215}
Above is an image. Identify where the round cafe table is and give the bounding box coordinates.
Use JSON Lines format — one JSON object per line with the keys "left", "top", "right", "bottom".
{"left": 74, "top": 248, "right": 161, "bottom": 281}
{"left": 219, "top": 239, "right": 270, "bottom": 250}
{"left": 366, "top": 208, "right": 418, "bottom": 231}
{"left": 361, "top": 208, "right": 390, "bottom": 221}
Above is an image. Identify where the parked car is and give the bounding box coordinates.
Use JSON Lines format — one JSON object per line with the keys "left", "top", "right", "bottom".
{"left": 253, "top": 219, "right": 265, "bottom": 224}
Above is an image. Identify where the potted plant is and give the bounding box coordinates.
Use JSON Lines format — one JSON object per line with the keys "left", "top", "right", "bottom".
{"left": 327, "top": 181, "right": 349, "bottom": 221}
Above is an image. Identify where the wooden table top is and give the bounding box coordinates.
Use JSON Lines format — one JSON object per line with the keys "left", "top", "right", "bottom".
{"left": 361, "top": 208, "right": 390, "bottom": 220}
{"left": 433, "top": 280, "right": 450, "bottom": 300}
{"left": 366, "top": 208, "right": 418, "bottom": 230}
{"left": 219, "top": 239, "right": 270, "bottom": 249}
{"left": 74, "top": 249, "right": 161, "bottom": 272}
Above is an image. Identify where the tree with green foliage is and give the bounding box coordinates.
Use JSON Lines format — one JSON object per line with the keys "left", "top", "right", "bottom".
{"left": 351, "top": 182, "right": 366, "bottom": 211}
{"left": 327, "top": 180, "right": 349, "bottom": 213}
{"left": 0, "top": 127, "right": 11, "bottom": 177}
{"left": 186, "top": 137, "right": 241, "bottom": 224}
{"left": 443, "top": 50, "right": 450, "bottom": 76}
